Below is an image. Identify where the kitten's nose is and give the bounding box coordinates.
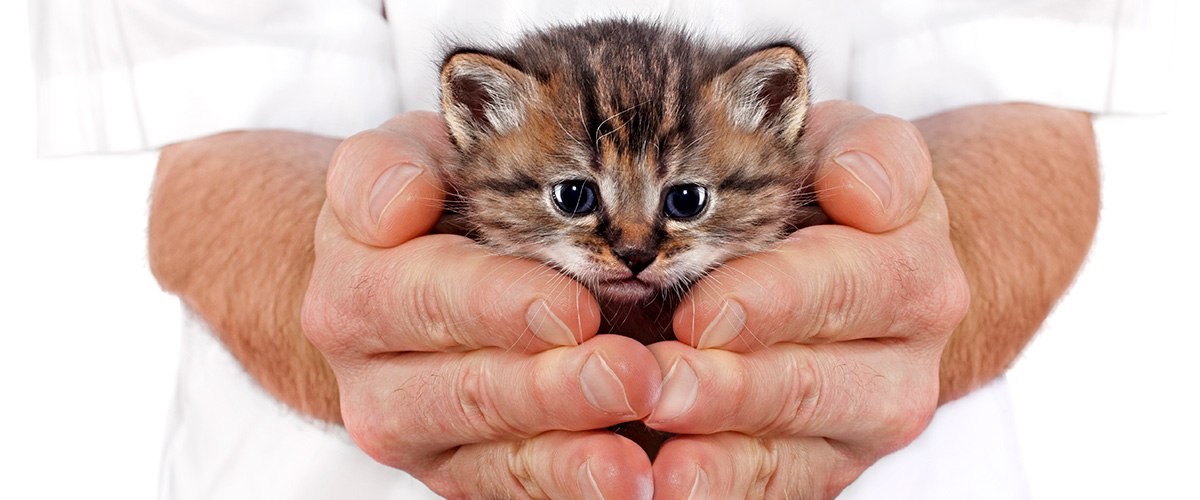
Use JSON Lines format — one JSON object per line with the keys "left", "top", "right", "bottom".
{"left": 615, "top": 248, "right": 657, "bottom": 275}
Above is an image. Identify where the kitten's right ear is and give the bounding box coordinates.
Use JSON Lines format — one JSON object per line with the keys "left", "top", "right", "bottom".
{"left": 440, "top": 50, "right": 534, "bottom": 149}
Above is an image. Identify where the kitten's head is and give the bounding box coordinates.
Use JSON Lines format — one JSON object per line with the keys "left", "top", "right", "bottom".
{"left": 439, "top": 21, "right": 821, "bottom": 304}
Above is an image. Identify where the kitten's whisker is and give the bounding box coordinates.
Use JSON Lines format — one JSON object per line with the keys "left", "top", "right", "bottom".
{"left": 594, "top": 99, "right": 649, "bottom": 146}
{"left": 503, "top": 264, "right": 565, "bottom": 353}
{"left": 515, "top": 270, "right": 574, "bottom": 352}
{"left": 450, "top": 257, "right": 534, "bottom": 332}
{"left": 516, "top": 266, "right": 579, "bottom": 350}
{"left": 574, "top": 276, "right": 585, "bottom": 342}
{"left": 733, "top": 254, "right": 823, "bottom": 332}
{"left": 810, "top": 165, "right": 840, "bottom": 185}
{"left": 717, "top": 259, "right": 772, "bottom": 295}
{"left": 707, "top": 265, "right": 773, "bottom": 350}
{"left": 576, "top": 95, "right": 588, "bottom": 141}
{"left": 552, "top": 112, "right": 586, "bottom": 151}
{"left": 690, "top": 279, "right": 698, "bottom": 342}
{"left": 677, "top": 130, "right": 714, "bottom": 157}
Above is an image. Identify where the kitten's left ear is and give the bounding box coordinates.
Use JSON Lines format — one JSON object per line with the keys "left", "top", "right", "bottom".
{"left": 441, "top": 50, "right": 535, "bottom": 149}
{"left": 715, "top": 44, "right": 810, "bottom": 144}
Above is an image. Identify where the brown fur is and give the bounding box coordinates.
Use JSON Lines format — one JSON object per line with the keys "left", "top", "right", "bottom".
{"left": 439, "top": 19, "right": 824, "bottom": 338}
{"left": 436, "top": 19, "right": 826, "bottom": 458}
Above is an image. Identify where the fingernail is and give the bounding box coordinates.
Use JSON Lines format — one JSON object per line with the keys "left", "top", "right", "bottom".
{"left": 696, "top": 300, "right": 746, "bottom": 349}
{"left": 369, "top": 164, "right": 424, "bottom": 224}
{"left": 687, "top": 465, "right": 709, "bottom": 500}
{"left": 581, "top": 354, "right": 635, "bottom": 416}
{"left": 833, "top": 151, "right": 891, "bottom": 210}
{"left": 526, "top": 300, "right": 578, "bottom": 346}
{"left": 579, "top": 460, "right": 606, "bottom": 500}
{"left": 652, "top": 359, "right": 698, "bottom": 422}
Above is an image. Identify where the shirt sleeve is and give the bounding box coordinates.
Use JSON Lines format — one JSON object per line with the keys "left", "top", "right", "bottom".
{"left": 32, "top": 0, "right": 401, "bottom": 156}
{"left": 846, "top": 0, "right": 1174, "bottom": 120}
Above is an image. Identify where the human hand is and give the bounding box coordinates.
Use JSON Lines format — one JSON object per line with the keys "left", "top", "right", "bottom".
{"left": 646, "top": 101, "right": 971, "bottom": 499}
{"left": 301, "top": 111, "right": 661, "bottom": 499}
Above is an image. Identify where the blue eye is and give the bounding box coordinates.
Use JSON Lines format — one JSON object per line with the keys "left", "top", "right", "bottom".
{"left": 664, "top": 184, "right": 708, "bottom": 219}
{"left": 552, "top": 180, "right": 598, "bottom": 215}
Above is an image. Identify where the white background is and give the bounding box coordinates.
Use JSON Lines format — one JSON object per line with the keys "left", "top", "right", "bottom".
{"left": 1, "top": 1, "right": 1197, "bottom": 499}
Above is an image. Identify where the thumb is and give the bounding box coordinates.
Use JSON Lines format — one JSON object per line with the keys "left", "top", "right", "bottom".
{"left": 326, "top": 111, "right": 454, "bottom": 247}
{"left": 803, "top": 100, "right": 931, "bottom": 233}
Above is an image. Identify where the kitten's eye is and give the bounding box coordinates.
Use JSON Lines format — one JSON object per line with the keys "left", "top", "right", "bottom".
{"left": 664, "top": 184, "right": 708, "bottom": 220}
{"left": 552, "top": 180, "right": 598, "bottom": 215}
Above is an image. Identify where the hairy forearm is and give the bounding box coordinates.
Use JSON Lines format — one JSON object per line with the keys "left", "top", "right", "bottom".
{"left": 148, "top": 131, "right": 343, "bottom": 423}
{"left": 919, "top": 104, "right": 1100, "bottom": 403}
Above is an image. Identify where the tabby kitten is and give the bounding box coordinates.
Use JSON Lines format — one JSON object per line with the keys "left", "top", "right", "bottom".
{"left": 438, "top": 19, "right": 823, "bottom": 342}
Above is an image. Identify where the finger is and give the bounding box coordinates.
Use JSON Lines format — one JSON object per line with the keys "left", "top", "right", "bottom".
{"left": 672, "top": 187, "right": 968, "bottom": 351}
{"left": 326, "top": 111, "right": 454, "bottom": 248}
{"left": 802, "top": 100, "right": 931, "bottom": 233}
{"left": 415, "top": 431, "right": 652, "bottom": 500}
{"left": 305, "top": 206, "right": 602, "bottom": 354}
{"left": 343, "top": 335, "right": 660, "bottom": 459}
{"left": 652, "top": 433, "right": 864, "bottom": 500}
{"left": 643, "top": 341, "right": 937, "bottom": 448}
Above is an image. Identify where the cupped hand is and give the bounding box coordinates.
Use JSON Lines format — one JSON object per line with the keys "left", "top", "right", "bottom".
{"left": 301, "top": 111, "right": 660, "bottom": 499}
{"left": 648, "top": 101, "right": 971, "bottom": 499}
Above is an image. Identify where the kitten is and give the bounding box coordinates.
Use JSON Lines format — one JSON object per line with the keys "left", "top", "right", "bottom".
{"left": 437, "top": 19, "right": 825, "bottom": 345}
{"left": 436, "top": 18, "right": 824, "bottom": 460}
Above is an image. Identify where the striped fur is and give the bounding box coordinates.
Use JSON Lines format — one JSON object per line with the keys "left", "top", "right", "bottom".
{"left": 439, "top": 19, "right": 824, "bottom": 307}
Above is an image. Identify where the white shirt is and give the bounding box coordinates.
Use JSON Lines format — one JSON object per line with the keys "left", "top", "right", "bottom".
{"left": 31, "top": 1, "right": 1169, "bottom": 498}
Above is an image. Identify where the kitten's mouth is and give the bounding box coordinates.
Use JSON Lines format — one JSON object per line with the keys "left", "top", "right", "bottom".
{"left": 592, "top": 277, "right": 659, "bottom": 303}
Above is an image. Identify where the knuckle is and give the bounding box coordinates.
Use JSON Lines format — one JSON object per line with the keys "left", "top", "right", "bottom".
{"left": 914, "top": 251, "right": 971, "bottom": 340}
{"left": 873, "top": 370, "right": 939, "bottom": 452}
{"left": 879, "top": 114, "right": 923, "bottom": 147}
{"left": 312, "top": 267, "right": 394, "bottom": 355}
{"left": 821, "top": 447, "right": 869, "bottom": 500}
{"left": 329, "top": 129, "right": 386, "bottom": 179}
{"left": 344, "top": 370, "right": 447, "bottom": 471}
{"left": 766, "top": 355, "right": 823, "bottom": 436}
{"left": 750, "top": 437, "right": 780, "bottom": 497}
{"left": 867, "top": 112, "right": 909, "bottom": 131}
{"left": 299, "top": 275, "right": 357, "bottom": 355}
{"left": 508, "top": 440, "right": 548, "bottom": 499}
{"left": 868, "top": 114, "right": 928, "bottom": 165}
{"left": 815, "top": 258, "right": 859, "bottom": 340}
{"left": 884, "top": 250, "right": 925, "bottom": 316}
{"left": 406, "top": 267, "right": 464, "bottom": 351}
{"left": 882, "top": 237, "right": 968, "bottom": 342}
{"left": 326, "top": 132, "right": 369, "bottom": 203}
{"left": 344, "top": 418, "right": 386, "bottom": 463}
{"left": 939, "top": 266, "right": 972, "bottom": 330}
{"left": 455, "top": 362, "right": 521, "bottom": 441}
{"left": 341, "top": 395, "right": 403, "bottom": 468}
{"left": 397, "top": 239, "right": 479, "bottom": 351}
{"left": 299, "top": 284, "right": 333, "bottom": 347}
